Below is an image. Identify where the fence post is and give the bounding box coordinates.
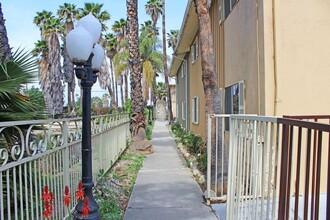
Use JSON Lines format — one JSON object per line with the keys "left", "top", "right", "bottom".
{"left": 278, "top": 123, "right": 290, "bottom": 220}
{"left": 206, "top": 115, "right": 212, "bottom": 203}
{"left": 62, "top": 120, "right": 70, "bottom": 198}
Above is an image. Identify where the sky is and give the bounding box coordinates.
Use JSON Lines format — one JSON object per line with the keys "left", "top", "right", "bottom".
{"left": 1, "top": 0, "right": 188, "bottom": 104}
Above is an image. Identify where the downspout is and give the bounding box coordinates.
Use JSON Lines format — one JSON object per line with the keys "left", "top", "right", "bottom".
{"left": 272, "top": 0, "right": 278, "bottom": 116}
{"left": 256, "top": 0, "right": 261, "bottom": 115}
{"left": 185, "top": 59, "right": 189, "bottom": 131}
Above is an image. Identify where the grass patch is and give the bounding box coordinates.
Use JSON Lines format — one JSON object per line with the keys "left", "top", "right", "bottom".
{"left": 95, "top": 151, "right": 145, "bottom": 220}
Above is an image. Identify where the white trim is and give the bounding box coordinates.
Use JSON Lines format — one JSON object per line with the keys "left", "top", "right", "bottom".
{"left": 218, "top": 0, "right": 225, "bottom": 24}
{"left": 191, "top": 36, "right": 199, "bottom": 63}
{"left": 192, "top": 96, "right": 199, "bottom": 124}
{"left": 238, "top": 80, "right": 245, "bottom": 114}
{"left": 182, "top": 101, "right": 186, "bottom": 120}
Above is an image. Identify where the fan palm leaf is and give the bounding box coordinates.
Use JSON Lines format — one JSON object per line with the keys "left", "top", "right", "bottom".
{"left": 0, "top": 49, "right": 46, "bottom": 121}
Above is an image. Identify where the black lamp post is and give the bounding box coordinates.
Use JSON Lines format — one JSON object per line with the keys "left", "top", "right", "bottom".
{"left": 66, "top": 13, "right": 104, "bottom": 220}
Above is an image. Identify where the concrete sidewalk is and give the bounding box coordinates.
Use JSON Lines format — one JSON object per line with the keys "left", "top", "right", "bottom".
{"left": 124, "top": 120, "right": 218, "bottom": 220}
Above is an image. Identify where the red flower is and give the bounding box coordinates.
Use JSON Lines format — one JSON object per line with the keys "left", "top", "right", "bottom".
{"left": 75, "top": 180, "right": 84, "bottom": 201}
{"left": 42, "top": 186, "right": 54, "bottom": 219}
{"left": 82, "top": 197, "right": 90, "bottom": 218}
{"left": 43, "top": 209, "right": 52, "bottom": 218}
{"left": 63, "top": 185, "right": 71, "bottom": 207}
{"left": 42, "top": 186, "right": 52, "bottom": 201}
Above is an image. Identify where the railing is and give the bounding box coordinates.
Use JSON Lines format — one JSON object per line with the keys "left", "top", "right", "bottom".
{"left": 226, "top": 115, "right": 281, "bottom": 219}
{"left": 206, "top": 114, "right": 230, "bottom": 202}
{"left": 0, "top": 113, "right": 130, "bottom": 220}
{"left": 224, "top": 115, "right": 330, "bottom": 220}
{"left": 277, "top": 116, "right": 330, "bottom": 220}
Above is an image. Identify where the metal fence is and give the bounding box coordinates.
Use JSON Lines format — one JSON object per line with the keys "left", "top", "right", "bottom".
{"left": 206, "top": 114, "right": 330, "bottom": 219}
{"left": 206, "top": 114, "right": 230, "bottom": 201}
{"left": 0, "top": 113, "right": 130, "bottom": 220}
{"left": 226, "top": 115, "right": 281, "bottom": 219}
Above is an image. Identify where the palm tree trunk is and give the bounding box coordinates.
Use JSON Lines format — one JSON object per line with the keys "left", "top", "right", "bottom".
{"left": 126, "top": 0, "right": 152, "bottom": 152}
{"left": 0, "top": 3, "right": 11, "bottom": 62}
{"left": 120, "top": 75, "right": 124, "bottom": 107}
{"left": 108, "top": 60, "right": 118, "bottom": 110}
{"left": 107, "top": 87, "right": 117, "bottom": 110}
{"left": 124, "top": 71, "right": 128, "bottom": 104}
{"left": 115, "top": 81, "right": 118, "bottom": 108}
{"left": 47, "top": 33, "right": 64, "bottom": 116}
{"left": 110, "top": 59, "right": 116, "bottom": 105}
{"left": 67, "top": 86, "right": 71, "bottom": 113}
{"left": 162, "top": 0, "right": 173, "bottom": 122}
{"left": 195, "top": 0, "right": 223, "bottom": 190}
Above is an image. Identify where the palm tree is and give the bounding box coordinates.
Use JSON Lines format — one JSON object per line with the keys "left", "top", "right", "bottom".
{"left": 161, "top": 0, "right": 173, "bottom": 121}
{"left": 127, "top": 0, "right": 152, "bottom": 152}
{"left": 78, "top": 3, "right": 112, "bottom": 110}
{"left": 140, "top": 20, "right": 159, "bottom": 37}
{"left": 194, "top": 0, "right": 222, "bottom": 184}
{"left": 0, "top": 3, "right": 11, "bottom": 62}
{"left": 112, "top": 19, "right": 129, "bottom": 106}
{"left": 145, "top": 0, "right": 162, "bottom": 26}
{"left": 103, "top": 33, "right": 118, "bottom": 110}
{"left": 57, "top": 3, "right": 78, "bottom": 115}
{"left": 43, "top": 17, "right": 64, "bottom": 116}
{"left": 78, "top": 3, "right": 110, "bottom": 32}
{"left": 112, "top": 19, "right": 127, "bottom": 47}
{"left": 139, "top": 29, "right": 163, "bottom": 102}
{"left": 33, "top": 12, "right": 64, "bottom": 116}
{"left": 167, "top": 30, "right": 179, "bottom": 50}
{"left": 33, "top": 10, "right": 53, "bottom": 40}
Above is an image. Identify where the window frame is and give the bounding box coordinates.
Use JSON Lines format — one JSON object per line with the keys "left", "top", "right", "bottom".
{"left": 181, "top": 60, "right": 186, "bottom": 78}
{"left": 181, "top": 101, "right": 186, "bottom": 121}
{"left": 191, "top": 36, "right": 199, "bottom": 63}
{"left": 192, "top": 96, "right": 199, "bottom": 124}
{"left": 224, "top": 81, "right": 244, "bottom": 131}
{"left": 219, "top": 0, "right": 240, "bottom": 23}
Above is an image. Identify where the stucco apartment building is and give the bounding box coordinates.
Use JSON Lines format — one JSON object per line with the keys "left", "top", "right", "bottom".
{"left": 170, "top": 0, "right": 330, "bottom": 138}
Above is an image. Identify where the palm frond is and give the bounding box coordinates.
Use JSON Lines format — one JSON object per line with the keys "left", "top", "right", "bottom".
{"left": 0, "top": 48, "right": 46, "bottom": 121}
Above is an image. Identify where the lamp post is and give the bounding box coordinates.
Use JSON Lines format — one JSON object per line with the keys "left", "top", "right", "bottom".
{"left": 66, "top": 13, "right": 104, "bottom": 220}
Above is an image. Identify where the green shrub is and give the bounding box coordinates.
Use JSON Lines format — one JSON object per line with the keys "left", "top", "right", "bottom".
{"left": 196, "top": 147, "right": 207, "bottom": 173}
{"left": 145, "top": 120, "right": 155, "bottom": 140}
{"left": 170, "top": 121, "right": 185, "bottom": 138}
{"left": 182, "top": 133, "right": 204, "bottom": 155}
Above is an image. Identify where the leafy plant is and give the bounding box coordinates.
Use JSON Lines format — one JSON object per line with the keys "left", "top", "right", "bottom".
{"left": 0, "top": 48, "right": 46, "bottom": 121}
{"left": 145, "top": 120, "right": 155, "bottom": 140}
{"left": 196, "top": 147, "right": 207, "bottom": 173}
{"left": 182, "top": 133, "right": 204, "bottom": 155}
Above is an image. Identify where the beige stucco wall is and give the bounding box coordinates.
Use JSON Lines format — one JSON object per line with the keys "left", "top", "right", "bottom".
{"left": 273, "top": 0, "right": 330, "bottom": 116}
{"left": 189, "top": 35, "right": 207, "bottom": 139}
{"left": 223, "top": 0, "right": 260, "bottom": 115}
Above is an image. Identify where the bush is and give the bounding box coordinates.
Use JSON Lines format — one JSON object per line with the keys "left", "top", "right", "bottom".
{"left": 196, "top": 147, "right": 207, "bottom": 173}
{"left": 182, "top": 133, "right": 204, "bottom": 155}
{"left": 170, "top": 121, "right": 185, "bottom": 138}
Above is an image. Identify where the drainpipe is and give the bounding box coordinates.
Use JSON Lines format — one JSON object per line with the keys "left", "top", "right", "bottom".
{"left": 256, "top": 0, "right": 261, "bottom": 115}
{"left": 272, "top": 0, "right": 278, "bottom": 116}
{"left": 185, "top": 60, "right": 188, "bottom": 131}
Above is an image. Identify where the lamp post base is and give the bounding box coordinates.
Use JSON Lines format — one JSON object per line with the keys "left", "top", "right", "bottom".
{"left": 73, "top": 211, "right": 101, "bottom": 220}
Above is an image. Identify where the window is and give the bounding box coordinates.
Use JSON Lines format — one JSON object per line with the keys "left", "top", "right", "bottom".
{"left": 181, "top": 60, "right": 186, "bottom": 78}
{"left": 225, "top": 81, "right": 244, "bottom": 130}
{"left": 218, "top": 0, "right": 224, "bottom": 23}
{"left": 219, "top": 0, "right": 239, "bottom": 22}
{"left": 182, "top": 101, "right": 186, "bottom": 120}
{"left": 192, "top": 96, "right": 199, "bottom": 124}
{"left": 191, "top": 36, "right": 199, "bottom": 63}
